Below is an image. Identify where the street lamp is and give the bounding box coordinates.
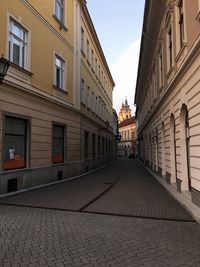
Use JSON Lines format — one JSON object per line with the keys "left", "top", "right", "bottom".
{"left": 0, "top": 55, "right": 10, "bottom": 84}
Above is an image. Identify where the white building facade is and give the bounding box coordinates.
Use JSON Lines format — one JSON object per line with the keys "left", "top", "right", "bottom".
{"left": 135, "top": 0, "right": 200, "bottom": 207}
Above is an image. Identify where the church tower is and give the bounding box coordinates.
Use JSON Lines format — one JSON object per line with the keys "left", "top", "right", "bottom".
{"left": 119, "top": 98, "right": 132, "bottom": 122}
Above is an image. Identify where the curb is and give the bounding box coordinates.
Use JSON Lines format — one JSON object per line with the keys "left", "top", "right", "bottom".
{"left": 0, "top": 160, "right": 116, "bottom": 200}
{"left": 137, "top": 159, "right": 200, "bottom": 224}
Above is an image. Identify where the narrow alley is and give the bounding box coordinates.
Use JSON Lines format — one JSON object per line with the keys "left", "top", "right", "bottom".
{"left": 0, "top": 159, "right": 200, "bottom": 266}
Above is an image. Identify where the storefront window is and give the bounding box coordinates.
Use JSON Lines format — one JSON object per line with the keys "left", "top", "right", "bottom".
{"left": 52, "top": 125, "right": 64, "bottom": 163}
{"left": 4, "top": 116, "right": 27, "bottom": 170}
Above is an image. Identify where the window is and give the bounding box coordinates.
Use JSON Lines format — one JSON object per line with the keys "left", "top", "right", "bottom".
{"left": 52, "top": 124, "right": 64, "bottom": 163}
{"left": 87, "top": 86, "right": 90, "bottom": 108}
{"left": 91, "top": 92, "right": 95, "bottom": 111}
{"left": 98, "top": 135, "right": 101, "bottom": 157}
{"left": 81, "top": 27, "right": 84, "bottom": 52}
{"left": 92, "top": 134, "right": 96, "bottom": 158}
{"left": 98, "top": 65, "right": 100, "bottom": 80}
{"left": 86, "top": 40, "right": 90, "bottom": 61}
{"left": 168, "top": 26, "right": 173, "bottom": 70}
{"left": 81, "top": 78, "right": 85, "bottom": 104}
{"left": 95, "top": 96, "right": 98, "bottom": 114}
{"left": 55, "top": 0, "right": 64, "bottom": 22}
{"left": 95, "top": 58, "right": 97, "bottom": 74}
{"left": 55, "top": 55, "right": 65, "bottom": 89}
{"left": 159, "top": 48, "right": 164, "bottom": 88}
{"left": 9, "top": 18, "right": 28, "bottom": 69}
{"left": 178, "top": 0, "right": 184, "bottom": 48}
{"left": 84, "top": 132, "right": 89, "bottom": 159}
{"left": 91, "top": 49, "right": 94, "bottom": 69}
{"left": 102, "top": 137, "right": 105, "bottom": 156}
{"left": 153, "top": 72, "right": 157, "bottom": 99}
{"left": 4, "top": 116, "right": 27, "bottom": 170}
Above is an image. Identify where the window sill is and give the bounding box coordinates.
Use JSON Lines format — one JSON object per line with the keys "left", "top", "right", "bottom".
{"left": 10, "top": 62, "right": 33, "bottom": 76}
{"left": 52, "top": 14, "right": 68, "bottom": 31}
{"left": 52, "top": 161, "right": 65, "bottom": 166}
{"left": 53, "top": 84, "right": 68, "bottom": 94}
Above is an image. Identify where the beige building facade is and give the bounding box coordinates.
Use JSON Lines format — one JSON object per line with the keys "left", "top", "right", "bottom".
{"left": 0, "top": 0, "right": 114, "bottom": 194}
{"left": 135, "top": 0, "right": 200, "bottom": 207}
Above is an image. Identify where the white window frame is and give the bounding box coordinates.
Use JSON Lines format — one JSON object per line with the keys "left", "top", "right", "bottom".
{"left": 9, "top": 17, "right": 28, "bottom": 69}
{"left": 54, "top": 54, "right": 66, "bottom": 90}
{"left": 55, "top": 0, "right": 65, "bottom": 23}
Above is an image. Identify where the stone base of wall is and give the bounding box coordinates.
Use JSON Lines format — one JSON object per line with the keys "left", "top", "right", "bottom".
{"left": 191, "top": 187, "right": 200, "bottom": 208}
{"left": 166, "top": 172, "right": 171, "bottom": 184}
{"left": 0, "top": 158, "right": 114, "bottom": 195}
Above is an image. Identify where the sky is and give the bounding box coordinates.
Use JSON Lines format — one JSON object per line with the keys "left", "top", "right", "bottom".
{"left": 86, "top": 0, "right": 145, "bottom": 114}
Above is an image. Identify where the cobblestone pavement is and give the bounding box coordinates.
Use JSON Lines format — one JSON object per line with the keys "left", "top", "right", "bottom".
{"left": 0, "top": 159, "right": 200, "bottom": 266}
{"left": 0, "top": 205, "right": 200, "bottom": 267}
{"left": 0, "top": 159, "right": 193, "bottom": 221}
{"left": 84, "top": 160, "right": 193, "bottom": 221}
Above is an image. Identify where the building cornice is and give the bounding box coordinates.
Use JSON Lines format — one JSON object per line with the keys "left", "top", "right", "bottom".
{"left": 81, "top": 3, "right": 115, "bottom": 88}
{"left": 134, "top": 0, "right": 165, "bottom": 106}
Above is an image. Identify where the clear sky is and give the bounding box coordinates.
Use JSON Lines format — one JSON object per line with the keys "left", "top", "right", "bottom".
{"left": 87, "top": 0, "right": 145, "bottom": 114}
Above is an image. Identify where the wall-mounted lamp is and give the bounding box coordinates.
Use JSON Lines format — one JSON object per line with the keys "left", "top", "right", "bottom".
{"left": 0, "top": 55, "right": 10, "bottom": 84}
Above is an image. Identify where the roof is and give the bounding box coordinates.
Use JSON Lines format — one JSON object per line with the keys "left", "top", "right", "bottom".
{"left": 119, "top": 116, "right": 135, "bottom": 128}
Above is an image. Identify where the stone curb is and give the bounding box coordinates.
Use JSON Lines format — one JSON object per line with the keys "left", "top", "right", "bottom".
{"left": 0, "top": 161, "right": 116, "bottom": 199}
{"left": 137, "top": 159, "right": 200, "bottom": 224}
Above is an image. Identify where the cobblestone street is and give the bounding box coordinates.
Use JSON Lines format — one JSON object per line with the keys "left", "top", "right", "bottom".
{"left": 0, "top": 159, "right": 200, "bottom": 266}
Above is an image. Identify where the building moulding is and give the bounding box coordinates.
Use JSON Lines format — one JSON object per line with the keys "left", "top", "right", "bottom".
{"left": 137, "top": 35, "right": 200, "bottom": 135}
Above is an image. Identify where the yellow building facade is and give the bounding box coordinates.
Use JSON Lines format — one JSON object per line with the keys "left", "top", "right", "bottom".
{"left": 0, "top": 0, "right": 115, "bottom": 194}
